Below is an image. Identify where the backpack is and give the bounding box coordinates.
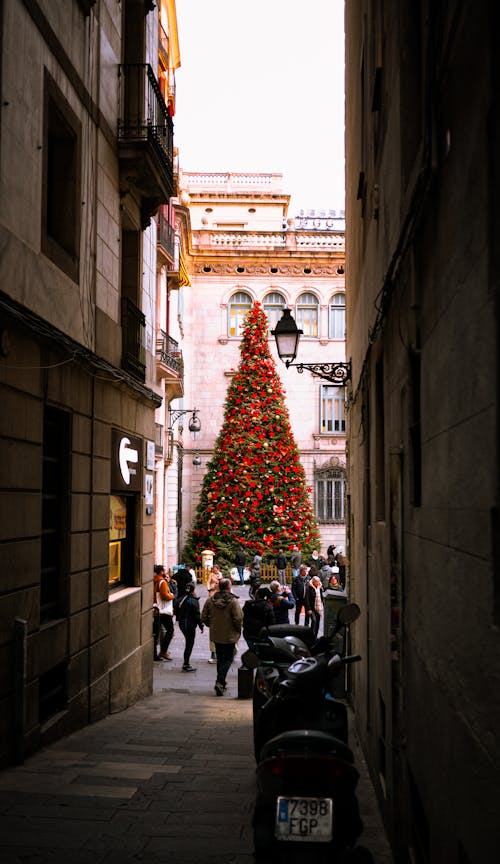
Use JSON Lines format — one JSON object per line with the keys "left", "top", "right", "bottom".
{"left": 174, "top": 594, "right": 188, "bottom": 620}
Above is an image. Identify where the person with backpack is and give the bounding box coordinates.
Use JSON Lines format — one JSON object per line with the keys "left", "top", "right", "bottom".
{"left": 175, "top": 582, "right": 204, "bottom": 672}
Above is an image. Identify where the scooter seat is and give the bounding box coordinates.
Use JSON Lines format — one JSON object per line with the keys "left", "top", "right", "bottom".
{"left": 265, "top": 624, "right": 317, "bottom": 648}
{"left": 260, "top": 728, "right": 354, "bottom": 764}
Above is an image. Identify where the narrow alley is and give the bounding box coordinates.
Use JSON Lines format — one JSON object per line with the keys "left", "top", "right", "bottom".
{"left": 0, "top": 584, "right": 393, "bottom": 863}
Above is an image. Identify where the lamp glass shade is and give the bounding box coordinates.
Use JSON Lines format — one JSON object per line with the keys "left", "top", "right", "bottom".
{"left": 271, "top": 308, "right": 302, "bottom": 363}
{"left": 188, "top": 414, "right": 201, "bottom": 433}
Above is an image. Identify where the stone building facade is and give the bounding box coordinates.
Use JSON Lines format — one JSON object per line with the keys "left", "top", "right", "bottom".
{"left": 168, "top": 172, "right": 348, "bottom": 566}
{"left": 0, "top": 0, "right": 180, "bottom": 765}
{"left": 345, "top": 2, "right": 500, "bottom": 861}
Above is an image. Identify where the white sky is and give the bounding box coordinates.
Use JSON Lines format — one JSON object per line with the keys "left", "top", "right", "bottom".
{"left": 173, "top": 0, "right": 345, "bottom": 216}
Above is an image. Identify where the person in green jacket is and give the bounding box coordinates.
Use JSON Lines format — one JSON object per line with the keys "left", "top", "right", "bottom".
{"left": 201, "top": 578, "right": 243, "bottom": 696}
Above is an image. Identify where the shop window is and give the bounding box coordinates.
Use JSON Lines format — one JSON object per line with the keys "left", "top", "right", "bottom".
{"left": 41, "top": 71, "right": 81, "bottom": 282}
{"left": 320, "top": 384, "right": 346, "bottom": 433}
{"left": 228, "top": 291, "right": 252, "bottom": 337}
{"left": 296, "top": 292, "right": 319, "bottom": 337}
{"left": 328, "top": 292, "right": 346, "bottom": 339}
{"left": 109, "top": 495, "right": 135, "bottom": 587}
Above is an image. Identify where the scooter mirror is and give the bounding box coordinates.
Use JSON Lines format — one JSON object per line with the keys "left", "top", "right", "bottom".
{"left": 337, "top": 603, "right": 361, "bottom": 626}
{"left": 240, "top": 649, "right": 260, "bottom": 669}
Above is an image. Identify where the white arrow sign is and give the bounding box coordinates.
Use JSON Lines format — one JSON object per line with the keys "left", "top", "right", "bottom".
{"left": 119, "top": 437, "right": 139, "bottom": 485}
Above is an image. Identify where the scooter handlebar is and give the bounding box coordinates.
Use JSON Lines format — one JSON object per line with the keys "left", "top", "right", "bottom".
{"left": 327, "top": 652, "right": 362, "bottom": 670}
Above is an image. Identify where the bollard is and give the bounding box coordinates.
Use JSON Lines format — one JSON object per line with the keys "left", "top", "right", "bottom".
{"left": 237, "top": 664, "right": 254, "bottom": 699}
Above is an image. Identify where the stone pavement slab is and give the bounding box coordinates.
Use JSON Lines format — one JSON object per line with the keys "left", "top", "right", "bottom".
{"left": 0, "top": 584, "right": 393, "bottom": 863}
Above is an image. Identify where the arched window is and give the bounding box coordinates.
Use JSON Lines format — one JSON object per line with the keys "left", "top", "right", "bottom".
{"left": 296, "top": 292, "right": 319, "bottom": 337}
{"left": 228, "top": 291, "right": 252, "bottom": 337}
{"left": 263, "top": 291, "right": 286, "bottom": 331}
{"left": 329, "top": 292, "right": 346, "bottom": 339}
{"left": 315, "top": 459, "right": 347, "bottom": 523}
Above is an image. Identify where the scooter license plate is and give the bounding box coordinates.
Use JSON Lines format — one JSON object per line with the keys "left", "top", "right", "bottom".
{"left": 275, "top": 796, "right": 333, "bottom": 842}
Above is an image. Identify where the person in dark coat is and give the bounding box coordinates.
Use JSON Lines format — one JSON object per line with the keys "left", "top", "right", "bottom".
{"left": 175, "top": 582, "right": 204, "bottom": 672}
{"left": 269, "top": 580, "right": 295, "bottom": 624}
{"left": 242, "top": 586, "right": 275, "bottom": 651}
{"left": 291, "top": 564, "right": 309, "bottom": 625}
{"left": 275, "top": 549, "right": 288, "bottom": 586}
{"left": 175, "top": 565, "right": 194, "bottom": 598}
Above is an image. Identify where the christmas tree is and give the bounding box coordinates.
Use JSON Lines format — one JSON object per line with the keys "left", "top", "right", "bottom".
{"left": 185, "top": 302, "right": 320, "bottom": 564}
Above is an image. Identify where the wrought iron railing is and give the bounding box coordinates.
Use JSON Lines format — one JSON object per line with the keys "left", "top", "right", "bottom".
{"left": 121, "top": 297, "right": 146, "bottom": 381}
{"left": 156, "top": 329, "right": 183, "bottom": 375}
{"left": 154, "top": 422, "right": 164, "bottom": 455}
{"left": 118, "top": 63, "right": 174, "bottom": 180}
{"left": 158, "top": 207, "right": 176, "bottom": 260}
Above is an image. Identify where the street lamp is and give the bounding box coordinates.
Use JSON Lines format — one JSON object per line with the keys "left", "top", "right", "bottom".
{"left": 272, "top": 308, "right": 351, "bottom": 385}
{"left": 271, "top": 307, "right": 303, "bottom": 365}
{"left": 168, "top": 408, "right": 201, "bottom": 433}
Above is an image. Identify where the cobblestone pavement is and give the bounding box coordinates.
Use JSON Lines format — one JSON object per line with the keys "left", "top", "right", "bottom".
{"left": 0, "top": 584, "right": 394, "bottom": 863}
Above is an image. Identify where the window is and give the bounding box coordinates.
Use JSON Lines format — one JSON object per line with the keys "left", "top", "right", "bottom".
{"left": 329, "top": 292, "right": 346, "bottom": 339}
{"left": 296, "top": 292, "right": 319, "bottom": 337}
{"left": 228, "top": 291, "right": 252, "bottom": 336}
{"left": 42, "top": 71, "right": 81, "bottom": 282}
{"left": 315, "top": 468, "right": 347, "bottom": 523}
{"left": 109, "top": 495, "right": 136, "bottom": 587}
{"left": 41, "top": 406, "right": 70, "bottom": 623}
{"left": 320, "top": 385, "right": 346, "bottom": 433}
{"left": 263, "top": 291, "right": 286, "bottom": 331}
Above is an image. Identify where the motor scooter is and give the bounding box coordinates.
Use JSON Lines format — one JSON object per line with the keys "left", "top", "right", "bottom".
{"left": 250, "top": 605, "right": 358, "bottom": 758}
{"left": 242, "top": 605, "right": 373, "bottom": 863}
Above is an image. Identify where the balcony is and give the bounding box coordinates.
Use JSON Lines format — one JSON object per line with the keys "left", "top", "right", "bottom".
{"left": 118, "top": 63, "right": 174, "bottom": 227}
{"left": 122, "top": 297, "right": 146, "bottom": 381}
{"left": 157, "top": 207, "right": 176, "bottom": 262}
{"left": 155, "top": 330, "right": 183, "bottom": 399}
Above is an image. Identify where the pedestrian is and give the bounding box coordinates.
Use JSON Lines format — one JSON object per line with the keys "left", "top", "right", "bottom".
{"left": 235, "top": 546, "right": 247, "bottom": 586}
{"left": 175, "top": 582, "right": 204, "bottom": 672}
{"left": 153, "top": 565, "right": 175, "bottom": 661}
{"left": 305, "top": 573, "right": 324, "bottom": 637}
{"left": 201, "top": 578, "right": 243, "bottom": 696}
{"left": 291, "top": 563, "right": 309, "bottom": 625}
{"left": 327, "top": 542, "right": 336, "bottom": 558}
{"left": 290, "top": 546, "right": 302, "bottom": 579}
{"left": 175, "top": 564, "right": 194, "bottom": 597}
{"left": 337, "top": 546, "right": 347, "bottom": 589}
{"left": 242, "top": 585, "right": 275, "bottom": 651}
{"left": 206, "top": 566, "right": 222, "bottom": 662}
{"left": 152, "top": 567, "right": 161, "bottom": 661}
{"left": 327, "top": 572, "right": 341, "bottom": 590}
{"left": 275, "top": 548, "right": 288, "bottom": 586}
{"left": 268, "top": 580, "right": 295, "bottom": 624}
{"left": 319, "top": 559, "right": 334, "bottom": 589}
{"left": 307, "top": 549, "right": 321, "bottom": 568}
{"left": 249, "top": 552, "right": 263, "bottom": 597}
